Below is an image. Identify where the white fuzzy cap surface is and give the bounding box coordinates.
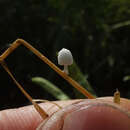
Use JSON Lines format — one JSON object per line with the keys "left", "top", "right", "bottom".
{"left": 58, "top": 48, "right": 73, "bottom": 65}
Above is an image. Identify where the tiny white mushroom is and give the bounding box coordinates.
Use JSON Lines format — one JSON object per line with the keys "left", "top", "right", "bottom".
{"left": 58, "top": 48, "right": 73, "bottom": 74}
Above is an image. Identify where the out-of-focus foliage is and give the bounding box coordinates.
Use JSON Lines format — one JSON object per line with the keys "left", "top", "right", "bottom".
{"left": 123, "top": 76, "right": 130, "bottom": 82}
{"left": 0, "top": 0, "right": 130, "bottom": 109}
{"left": 32, "top": 77, "right": 70, "bottom": 100}
{"left": 69, "top": 61, "right": 97, "bottom": 98}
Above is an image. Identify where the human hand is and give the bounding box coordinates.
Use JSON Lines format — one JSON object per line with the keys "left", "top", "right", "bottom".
{"left": 0, "top": 97, "right": 130, "bottom": 130}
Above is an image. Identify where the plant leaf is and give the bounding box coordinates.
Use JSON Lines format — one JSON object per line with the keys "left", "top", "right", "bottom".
{"left": 32, "top": 77, "right": 70, "bottom": 100}
{"left": 69, "top": 61, "right": 97, "bottom": 98}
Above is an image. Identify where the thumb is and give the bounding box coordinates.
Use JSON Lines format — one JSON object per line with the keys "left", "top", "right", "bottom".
{"left": 38, "top": 97, "right": 130, "bottom": 130}
{"left": 63, "top": 103, "right": 130, "bottom": 130}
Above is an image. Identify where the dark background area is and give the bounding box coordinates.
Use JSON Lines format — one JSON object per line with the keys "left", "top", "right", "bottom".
{"left": 0, "top": 0, "right": 130, "bottom": 110}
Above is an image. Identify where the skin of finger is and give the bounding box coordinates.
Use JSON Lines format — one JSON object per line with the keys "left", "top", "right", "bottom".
{"left": 37, "top": 97, "right": 130, "bottom": 130}
{"left": 0, "top": 100, "right": 79, "bottom": 130}
{"left": 63, "top": 105, "right": 130, "bottom": 130}
{"left": 0, "top": 97, "right": 130, "bottom": 130}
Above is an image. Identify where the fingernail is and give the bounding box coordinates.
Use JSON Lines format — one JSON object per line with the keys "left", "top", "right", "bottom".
{"left": 63, "top": 104, "right": 130, "bottom": 130}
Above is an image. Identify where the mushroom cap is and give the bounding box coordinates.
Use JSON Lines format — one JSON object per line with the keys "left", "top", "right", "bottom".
{"left": 58, "top": 48, "right": 73, "bottom": 65}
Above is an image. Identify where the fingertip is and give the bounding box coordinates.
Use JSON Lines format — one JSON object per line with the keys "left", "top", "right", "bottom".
{"left": 0, "top": 100, "right": 79, "bottom": 130}
{"left": 63, "top": 104, "right": 130, "bottom": 130}
{"left": 37, "top": 98, "right": 130, "bottom": 130}
{"left": 0, "top": 105, "right": 42, "bottom": 130}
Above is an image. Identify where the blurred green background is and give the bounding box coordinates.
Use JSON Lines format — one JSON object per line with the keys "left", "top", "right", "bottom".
{"left": 0, "top": 0, "right": 130, "bottom": 110}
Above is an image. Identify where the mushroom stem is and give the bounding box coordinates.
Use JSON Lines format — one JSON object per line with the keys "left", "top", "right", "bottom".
{"left": 64, "top": 65, "right": 69, "bottom": 74}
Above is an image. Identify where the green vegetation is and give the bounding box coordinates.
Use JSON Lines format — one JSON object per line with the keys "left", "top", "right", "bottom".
{"left": 32, "top": 77, "right": 70, "bottom": 100}
{"left": 0, "top": 0, "right": 130, "bottom": 109}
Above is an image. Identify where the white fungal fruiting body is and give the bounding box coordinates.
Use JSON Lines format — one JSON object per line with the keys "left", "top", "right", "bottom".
{"left": 58, "top": 48, "right": 73, "bottom": 74}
